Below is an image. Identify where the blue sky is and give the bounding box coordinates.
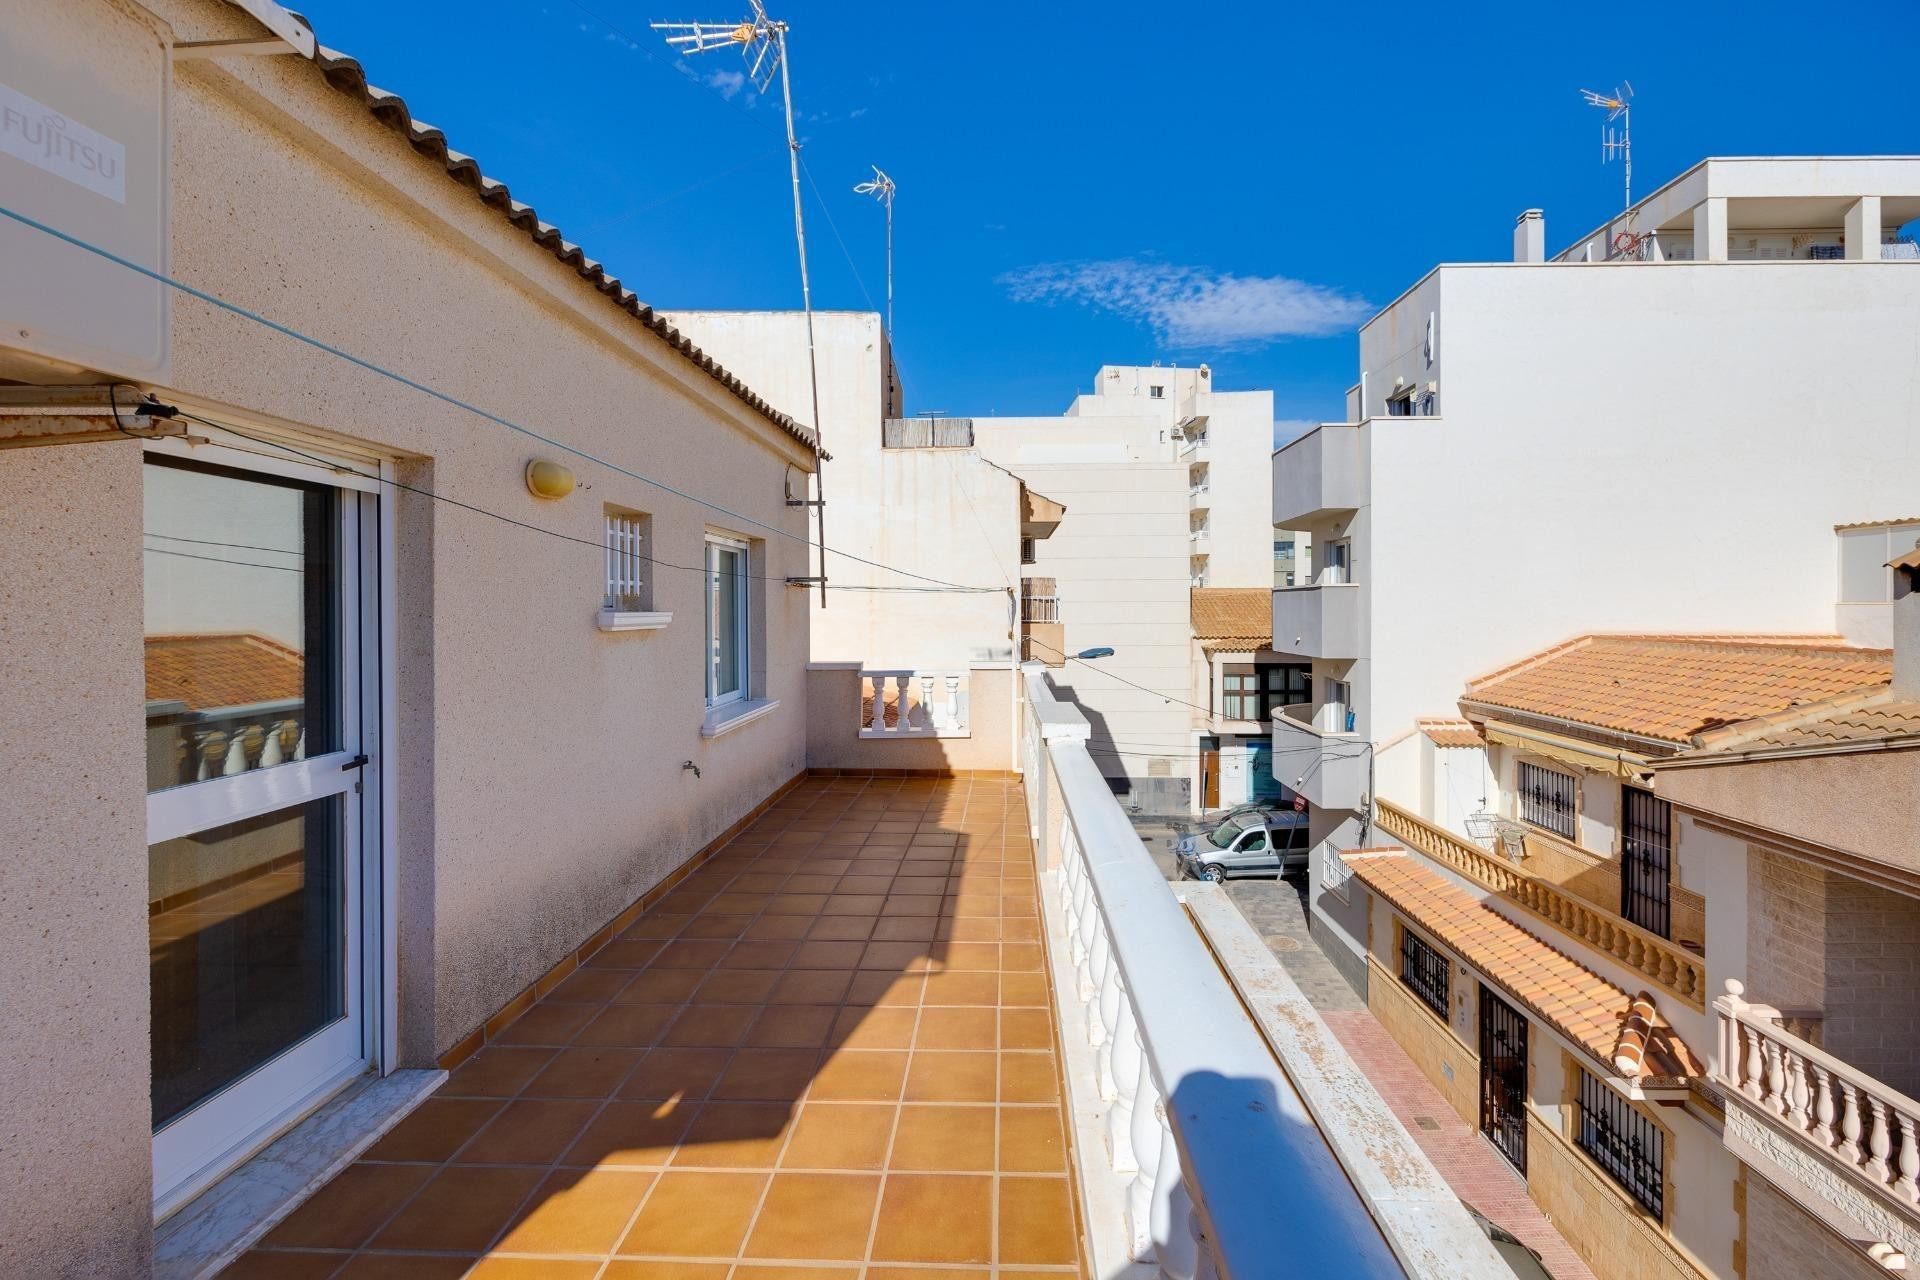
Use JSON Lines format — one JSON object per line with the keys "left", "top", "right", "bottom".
{"left": 298, "top": 1, "right": 1920, "bottom": 435}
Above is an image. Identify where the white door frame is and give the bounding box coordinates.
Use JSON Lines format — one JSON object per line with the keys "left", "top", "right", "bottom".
{"left": 144, "top": 435, "right": 394, "bottom": 1220}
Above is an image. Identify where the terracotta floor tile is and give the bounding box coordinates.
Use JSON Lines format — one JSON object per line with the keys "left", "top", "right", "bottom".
{"left": 654, "top": 939, "right": 734, "bottom": 969}
{"left": 999, "top": 1176, "right": 1079, "bottom": 1265}
{"left": 916, "top": 1006, "right": 997, "bottom": 1051}
{"left": 466, "top": 1260, "right": 602, "bottom": 1280}
{"left": 442, "top": 1047, "right": 556, "bottom": 1099}
{"left": 221, "top": 1250, "right": 347, "bottom": 1280}
{"left": 601, "top": 1263, "right": 729, "bottom": 1280}
{"left": 829, "top": 1005, "right": 917, "bottom": 1050}
{"left": 742, "top": 1171, "right": 882, "bottom": 1261}
{"left": 871, "top": 1173, "right": 993, "bottom": 1264}
{"left": 940, "top": 943, "right": 1002, "bottom": 971}
{"left": 615, "top": 968, "right": 703, "bottom": 1004}
{"left": 725, "top": 940, "right": 801, "bottom": 969}
{"left": 742, "top": 1003, "right": 838, "bottom": 1049}
{"left": 617, "top": 1170, "right": 767, "bottom": 1257}
{"left": 524, "top": 1046, "right": 643, "bottom": 1097}
{"left": 696, "top": 969, "right": 785, "bottom": 1004}
{"left": 363, "top": 1097, "right": 503, "bottom": 1162}
{"left": 711, "top": 1048, "right": 822, "bottom": 1101}
{"left": 571, "top": 1003, "right": 678, "bottom": 1049}
{"left": 807, "top": 1050, "right": 908, "bottom": 1102}
{"left": 261, "top": 1162, "right": 434, "bottom": 1248}
{"left": 889, "top": 1104, "right": 996, "bottom": 1171}
{"left": 790, "top": 940, "right": 867, "bottom": 969}
{"left": 562, "top": 1098, "right": 694, "bottom": 1167}
{"left": 806, "top": 914, "right": 874, "bottom": 941}
{"left": 1000, "top": 1106, "right": 1068, "bottom": 1173}
{"left": 545, "top": 967, "right": 634, "bottom": 1004}
{"left": 618, "top": 1046, "right": 733, "bottom": 1101}
{"left": 846, "top": 972, "right": 923, "bottom": 1007}
{"left": 999, "top": 972, "right": 1049, "bottom": 1006}
{"left": 743, "top": 914, "right": 814, "bottom": 940}
{"left": 370, "top": 1165, "right": 543, "bottom": 1252}
{"left": 922, "top": 971, "right": 999, "bottom": 1006}
{"left": 662, "top": 1003, "right": 758, "bottom": 1047}
{"left": 492, "top": 1001, "right": 595, "bottom": 1047}
{"left": 591, "top": 940, "right": 665, "bottom": 969}
{"left": 768, "top": 969, "right": 854, "bottom": 1005}
{"left": 491, "top": 1168, "right": 654, "bottom": 1254}
{"left": 456, "top": 1099, "right": 599, "bottom": 1165}
{"left": 671, "top": 1101, "right": 794, "bottom": 1167}
{"left": 903, "top": 1051, "right": 998, "bottom": 1104}
{"left": 865, "top": 1270, "right": 989, "bottom": 1280}
{"left": 335, "top": 1255, "right": 474, "bottom": 1279}
{"left": 999, "top": 1008, "right": 1054, "bottom": 1051}
{"left": 732, "top": 1266, "right": 861, "bottom": 1280}
{"left": 779, "top": 1102, "right": 897, "bottom": 1171}
{"left": 999, "top": 1052, "right": 1060, "bottom": 1104}
{"left": 680, "top": 913, "right": 754, "bottom": 939}
{"left": 870, "top": 916, "right": 939, "bottom": 943}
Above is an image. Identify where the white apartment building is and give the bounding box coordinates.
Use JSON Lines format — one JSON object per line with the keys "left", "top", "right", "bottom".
{"left": 1269, "top": 156, "right": 1920, "bottom": 990}
{"left": 970, "top": 365, "right": 1276, "bottom": 811}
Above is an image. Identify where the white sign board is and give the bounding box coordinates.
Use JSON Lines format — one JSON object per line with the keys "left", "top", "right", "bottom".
{"left": 0, "top": 2, "right": 169, "bottom": 383}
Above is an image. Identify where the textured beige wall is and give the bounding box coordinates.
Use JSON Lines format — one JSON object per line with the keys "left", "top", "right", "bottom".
{"left": 1657, "top": 749, "right": 1920, "bottom": 877}
{"left": 805, "top": 665, "right": 1017, "bottom": 773}
{"left": 0, "top": 444, "right": 153, "bottom": 1277}
{"left": 1744, "top": 1168, "right": 1885, "bottom": 1280}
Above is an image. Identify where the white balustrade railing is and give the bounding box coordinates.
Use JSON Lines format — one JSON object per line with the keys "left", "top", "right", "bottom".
{"left": 1020, "top": 664, "right": 1415, "bottom": 1280}
{"left": 1717, "top": 980, "right": 1920, "bottom": 1216}
{"left": 858, "top": 669, "right": 968, "bottom": 738}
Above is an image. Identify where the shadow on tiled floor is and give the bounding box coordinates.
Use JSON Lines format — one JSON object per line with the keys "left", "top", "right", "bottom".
{"left": 224, "top": 775, "right": 1086, "bottom": 1280}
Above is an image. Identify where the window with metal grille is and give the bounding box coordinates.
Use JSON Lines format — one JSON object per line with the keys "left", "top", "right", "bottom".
{"left": 1620, "top": 786, "right": 1673, "bottom": 938}
{"left": 1399, "top": 928, "right": 1449, "bottom": 1019}
{"left": 604, "top": 512, "right": 648, "bottom": 610}
{"left": 1576, "top": 1068, "right": 1665, "bottom": 1218}
{"left": 1517, "top": 761, "right": 1577, "bottom": 838}
{"left": 1020, "top": 536, "right": 1035, "bottom": 565}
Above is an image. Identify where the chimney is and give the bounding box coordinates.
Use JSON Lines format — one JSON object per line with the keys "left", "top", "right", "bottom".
{"left": 1892, "top": 541, "right": 1920, "bottom": 696}
{"left": 1514, "top": 209, "right": 1546, "bottom": 263}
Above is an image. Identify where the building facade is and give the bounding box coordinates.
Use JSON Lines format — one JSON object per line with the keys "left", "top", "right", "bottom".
{"left": 1274, "top": 156, "right": 1920, "bottom": 975}
{"left": 972, "top": 365, "right": 1276, "bottom": 810}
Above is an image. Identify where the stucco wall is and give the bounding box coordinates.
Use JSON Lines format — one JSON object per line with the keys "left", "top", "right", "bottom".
{"left": 0, "top": 444, "right": 154, "bottom": 1278}
{"left": 804, "top": 664, "right": 1017, "bottom": 773}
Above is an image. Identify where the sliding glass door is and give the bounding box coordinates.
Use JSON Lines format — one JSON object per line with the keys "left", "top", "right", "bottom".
{"left": 144, "top": 447, "right": 377, "bottom": 1216}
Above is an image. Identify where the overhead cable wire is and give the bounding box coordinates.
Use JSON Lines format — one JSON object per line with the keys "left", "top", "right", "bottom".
{"left": 5, "top": 204, "right": 991, "bottom": 593}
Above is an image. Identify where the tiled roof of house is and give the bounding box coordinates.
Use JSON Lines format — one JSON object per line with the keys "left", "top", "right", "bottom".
{"left": 1834, "top": 517, "right": 1920, "bottom": 531}
{"left": 1190, "top": 588, "right": 1272, "bottom": 651}
{"left": 1462, "top": 634, "right": 1891, "bottom": 746}
{"left": 226, "top": 12, "right": 821, "bottom": 457}
{"left": 146, "top": 633, "right": 304, "bottom": 711}
{"left": 1680, "top": 690, "right": 1920, "bottom": 757}
{"left": 1418, "top": 719, "right": 1482, "bottom": 749}
{"left": 1342, "top": 850, "right": 1704, "bottom": 1085}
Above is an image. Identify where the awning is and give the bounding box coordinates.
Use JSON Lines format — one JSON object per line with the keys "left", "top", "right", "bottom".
{"left": 1021, "top": 485, "right": 1066, "bottom": 539}
{"left": 1479, "top": 719, "right": 1650, "bottom": 781}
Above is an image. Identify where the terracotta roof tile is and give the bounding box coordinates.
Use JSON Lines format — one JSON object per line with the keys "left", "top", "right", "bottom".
{"left": 1190, "top": 588, "right": 1272, "bottom": 651}
{"left": 1343, "top": 850, "right": 1704, "bottom": 1084}
{"left": 1462, "top": 634, "right": 1890, "bottom": 745}
{"left": 1680, "top": 691, "right": 1920, "bottom": 757}
{"left": 1417, "top": 718, "right": 1482, "bottom": 749}
{"left": 146, "top": 633, "right": 304, "bottom": 711}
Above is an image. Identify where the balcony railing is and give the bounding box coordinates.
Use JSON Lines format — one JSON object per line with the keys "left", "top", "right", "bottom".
{"left": 1273, "top": 702, "right": 1367, "bottom": 811}
{"left": 1716, "top": 981, "right": 1920, "bottom": 1241}
{"left": 1019, "top": 666, "right": 1503, "bottom": 1279}
{"left": 882, "top": 417, "right": 974, "bottom": 448}
{"left": 1375, "top": 799, "right": 1705, "bottom": 1009}
{"left": 1271, "top": 581, "right": 1361, "bottom": 659}
{"left": 858, "top": 669, "right": 968, "bottom": 738}
{"left": 1272, "top": 423, "right": 1364, "bottom": 527}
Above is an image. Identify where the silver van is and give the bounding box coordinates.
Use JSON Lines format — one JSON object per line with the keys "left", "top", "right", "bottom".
{"left": 1176, "top": 807, "right": 1311, "bottom": 881}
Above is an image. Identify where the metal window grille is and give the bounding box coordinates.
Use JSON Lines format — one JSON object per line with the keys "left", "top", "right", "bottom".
{"left": 1518, "top": 761, "right": 1577, "bottom": 838}
{"left": 605, "top": 514, "right": 645, "bottom": 608}
{"left": 1620, "top": 786, "right": 1673, "bottom": 938}
{"left": 1399, "top": 929, "right": 1449, "bottom": 1019}
{"left": 1576, "top": 1067, "right": 1665, "bottom": 1218}
{"left": 1020, "top": 537, "right": 1036, "bottom": 565}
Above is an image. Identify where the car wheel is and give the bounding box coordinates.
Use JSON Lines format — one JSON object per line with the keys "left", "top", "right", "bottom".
{"left": 1198, "top": 864, "right": 1225, "bottom": 884}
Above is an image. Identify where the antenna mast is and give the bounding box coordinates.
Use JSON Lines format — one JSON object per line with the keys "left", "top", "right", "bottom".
{"left": 654, "top": 2, "right": 829, "bottom": 606}
{"left": 854, "top": 166, "right": 897, "bottom": 335}
{"left": 1580, "top": 82, "right": 1634, "bottom": 210}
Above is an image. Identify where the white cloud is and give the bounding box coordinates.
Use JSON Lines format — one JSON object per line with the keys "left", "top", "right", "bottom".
{"left": 705, "top": 69, "right": 747, "bottom": 100}
{"left": 1000, "top": 258, "right": 1370, "bottom": 350}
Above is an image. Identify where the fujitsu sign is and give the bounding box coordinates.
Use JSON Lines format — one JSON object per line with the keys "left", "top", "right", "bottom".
{"left": 0, "top": 81, "right": 126, "bottom": 204}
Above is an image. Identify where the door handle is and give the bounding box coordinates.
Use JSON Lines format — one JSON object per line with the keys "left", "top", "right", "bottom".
{"left": 341, "top": 754, "right": 370, "bottom": 771}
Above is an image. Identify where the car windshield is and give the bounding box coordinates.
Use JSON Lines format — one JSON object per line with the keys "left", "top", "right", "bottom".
{"left": 1207, "top": 817, "right": 1251, "bottom": 850}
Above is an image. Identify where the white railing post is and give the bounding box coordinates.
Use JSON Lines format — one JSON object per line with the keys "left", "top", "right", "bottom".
{"left": 1107, "top": 1009, "right": 1142, "bottom": 1171}
{"left": 942, "top": 673, "right": 961, "bottom": 732}
{"left": 1151, "top": 1103, "right": 1199, "bottom": 1280}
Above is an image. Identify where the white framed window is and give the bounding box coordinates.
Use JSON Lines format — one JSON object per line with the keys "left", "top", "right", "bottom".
{"left": 704, "top": 534, "right": 750, "bottom": 707}
{"left": 1149, "top": 384, "right": 1164, "bottom": 399}
{"left": 604, "top": 511, "right": 647, "bottom": 609}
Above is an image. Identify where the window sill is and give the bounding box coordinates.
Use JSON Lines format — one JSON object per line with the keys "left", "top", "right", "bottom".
{"left": 701, "top": 697, "right": 780, "bottom": 739}
{"left": 597, "top": 608, "right": 672, "bottom": 633}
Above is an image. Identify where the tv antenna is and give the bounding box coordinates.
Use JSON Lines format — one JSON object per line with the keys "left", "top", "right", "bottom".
{"left": 1580, "top": 82, "right": 1634, "bottom": 210}
{"left": 853, "top": 166, "right": 897, "bottom": 335}
{"left": 653, "top": 1, "right": 829, "bottom": 605}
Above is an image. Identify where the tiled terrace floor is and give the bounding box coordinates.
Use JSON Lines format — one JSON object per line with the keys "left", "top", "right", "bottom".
{"left": 228, "top": 775, "right": 1086, "bottom": 1280}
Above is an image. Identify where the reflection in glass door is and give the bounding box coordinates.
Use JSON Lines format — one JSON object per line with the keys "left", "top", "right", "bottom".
{"left": 144, "top": 450, "right": 375, "bottom": 1216}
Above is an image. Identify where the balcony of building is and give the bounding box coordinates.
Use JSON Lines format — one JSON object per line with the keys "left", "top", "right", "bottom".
{"left": 1021, "top": 576, "right": 1064, "bottom": 667}
{"left": 1272, "top": 701, "right": 1368, "bottom": 811}
{"left": 221, "top": 669, "right": 1507, "bottom": 1279}
{"left": 1272, "top": 423, "right": 1365, "bottom": 528}
{"left": 1271, "top": 578, "right": 1361, "bottom": 660}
